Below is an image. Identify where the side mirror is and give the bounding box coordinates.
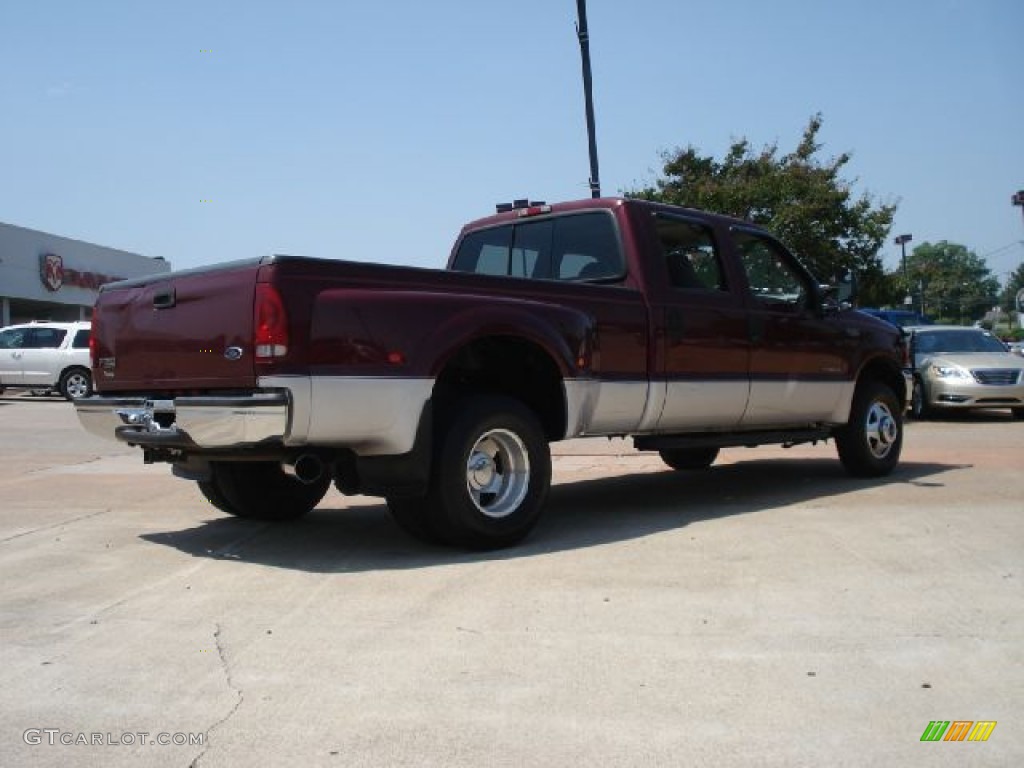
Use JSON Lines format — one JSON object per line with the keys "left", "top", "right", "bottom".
{"left": 835, "top": 268, "right": 857, "bottom": 306}
{"left": 820, "top": 269, "right": 857, "bottom": 313}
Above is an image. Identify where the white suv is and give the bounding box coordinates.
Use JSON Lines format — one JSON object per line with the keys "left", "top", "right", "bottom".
{"left": 0, "top": 321, "right": 93, "bottom": 400}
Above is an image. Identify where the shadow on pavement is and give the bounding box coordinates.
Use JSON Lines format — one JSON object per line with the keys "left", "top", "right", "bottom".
{"left": 909, "top": 409, "right": 1019, "bottom": 423}
{"left": 141, "top": 457, "right": 964, "bottom": 573}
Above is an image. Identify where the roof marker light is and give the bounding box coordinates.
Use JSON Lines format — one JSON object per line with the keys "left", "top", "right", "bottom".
{"left": 495, "top": 199, "right": 548, "bottom": 214}
{"left": 517, "top": 204, "right": 552, "bottom": 218}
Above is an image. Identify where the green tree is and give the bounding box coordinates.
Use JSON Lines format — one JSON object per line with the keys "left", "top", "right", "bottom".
{"left": 627, "top": 114, "right": 897, "bottom": 301}
{"left": 905, "top": 241, "right": 1000, "bottom": 323}
{"left": 999, "top": 261, "right": 1024, "bottom": 313}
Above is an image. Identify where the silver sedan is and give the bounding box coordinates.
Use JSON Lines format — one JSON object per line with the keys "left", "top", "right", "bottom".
{"left": 907, "top": 326, "right": 1024, "bottom": 420}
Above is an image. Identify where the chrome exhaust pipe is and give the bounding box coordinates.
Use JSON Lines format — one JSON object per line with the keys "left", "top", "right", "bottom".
{"left": 282, "top": 454, "right": 325, "bottom": 485}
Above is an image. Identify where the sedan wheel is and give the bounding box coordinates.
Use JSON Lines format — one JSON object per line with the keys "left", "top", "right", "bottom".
{"left": 909, "top": 377, "right": 931, "bottom": 420}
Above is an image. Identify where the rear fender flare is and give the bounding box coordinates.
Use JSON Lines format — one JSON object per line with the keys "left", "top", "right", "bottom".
{"left": 423, "top": 301, "right": 593, "bottom": 380}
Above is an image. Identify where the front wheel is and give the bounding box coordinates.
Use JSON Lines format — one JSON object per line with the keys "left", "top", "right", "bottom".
{"left": 201, "top": 461, "right": 330, "bottom": 520}
{"left": 390, "top": 396, "right": 550, "bottom": 550}
{"left": 835, "top": 380, "right": 903, "bottom": 477}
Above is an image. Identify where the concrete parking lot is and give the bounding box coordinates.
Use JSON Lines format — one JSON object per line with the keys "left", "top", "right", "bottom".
{"left": 1, "top": 394, "right": 1021, "bottom": 767}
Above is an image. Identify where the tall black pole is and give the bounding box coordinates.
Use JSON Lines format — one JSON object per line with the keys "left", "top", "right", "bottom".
{"left": 895, "top": 233, "right": 912, "bottom": 302}
{"left": 576, "top": 0, "right": 601, "bottom": 198}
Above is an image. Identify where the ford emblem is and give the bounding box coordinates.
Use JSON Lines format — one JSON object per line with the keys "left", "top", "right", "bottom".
{"left": 224, "top": 346, "right": 244, "bottom": 361}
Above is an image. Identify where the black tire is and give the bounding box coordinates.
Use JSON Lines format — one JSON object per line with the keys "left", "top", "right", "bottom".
{"left": 388, "top": 395, "right": 550, "bottom": 550}
{"left": 909, "top": 376, "right": 931, "bottom": 420}
{"left": 659, "top": 447, "right": 719, "bottom": 471}
{"left": 385, "top": 496, "right": 448, "bottom": 545}
{"left": 836, "top": 380, "right": 903, "bottom": 478}
{"left": 59, "top": 367, "right": 93, "bottom": 401}
{"left": 197, "top": 478, "right": 239, "bottom": 515}
{"left": 1011, "top": 408, "right": 1024, "bottom": 421}
{"left": 205, "top": 461, "right": 330, "bottom": 520}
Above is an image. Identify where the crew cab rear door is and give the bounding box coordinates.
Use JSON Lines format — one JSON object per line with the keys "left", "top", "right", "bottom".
{"left": 646, "top": 212, "right": 751, "bottom": 430}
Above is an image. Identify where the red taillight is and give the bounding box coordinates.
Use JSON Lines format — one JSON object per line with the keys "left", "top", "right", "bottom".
{"left": 89, "top": 305, "right": 100, "bottom": 367}
{"left": 254, "top": 283, "right": 289, "bottom": 362}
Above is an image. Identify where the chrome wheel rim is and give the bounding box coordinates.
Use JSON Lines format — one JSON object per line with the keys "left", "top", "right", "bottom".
{"left": 465, "top": 428, "right": 530, "bottom": 519}
{"left": 66, "top": 374, "right": 90, "bottom": 399}
{"left": 865, "top": 399, "right": 898, "bottom": 459}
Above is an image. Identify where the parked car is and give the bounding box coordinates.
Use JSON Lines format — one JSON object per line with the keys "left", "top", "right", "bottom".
{"left": 0, "top": 321, "right": 93, "bottom": 400}
{"left": 1008, "top": 341, "right": 1024, "bottom": 358}
{"left": 857, "top": 308, "right": 930, "bottom": 328}
{"left": 906, "top": 325, "right": 1024, "bottom": 420}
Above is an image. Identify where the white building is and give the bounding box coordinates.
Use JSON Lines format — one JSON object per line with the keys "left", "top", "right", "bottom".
{"left": 0, "top": 221, "right": 170, "bottom": 326}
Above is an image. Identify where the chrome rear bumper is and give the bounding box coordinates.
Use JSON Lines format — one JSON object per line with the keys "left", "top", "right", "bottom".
{"left": 76, "top": 393, "right": 289, "bottom": 449}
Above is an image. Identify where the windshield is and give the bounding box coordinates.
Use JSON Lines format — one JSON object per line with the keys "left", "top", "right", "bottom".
{"left": 914, "top": 330, "right": 1008, "bottom": 355}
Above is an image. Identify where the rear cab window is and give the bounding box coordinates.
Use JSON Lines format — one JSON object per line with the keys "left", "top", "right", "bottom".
{"left": 452, "top": 211, "right": 625, "bottom": 283}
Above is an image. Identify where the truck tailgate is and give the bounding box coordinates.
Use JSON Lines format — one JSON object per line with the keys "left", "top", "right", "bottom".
{"left": 92, "top": 262, "right": 259, "bottom": 392}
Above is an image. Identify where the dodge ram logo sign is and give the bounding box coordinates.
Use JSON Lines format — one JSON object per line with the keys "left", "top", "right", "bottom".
{"left": 38, "top": 252, "right": 125, "bottom": 293}
{"left": 40, "top": 253, "right": 64, "bottom": 292}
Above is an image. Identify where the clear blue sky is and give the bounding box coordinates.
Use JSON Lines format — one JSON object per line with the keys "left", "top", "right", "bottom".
{"left": 2, "top": 0, "right": 1022, "bottom": 284}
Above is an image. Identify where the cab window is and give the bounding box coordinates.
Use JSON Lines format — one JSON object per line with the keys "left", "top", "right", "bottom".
{"left": 551, "top": 212, "right": 622, "bottom": 281}
{"left": 511, "top": 220, "right": 553, "bottom": 278}
{"left": 452, "top": 227, "right": 513, "bottom": 276}
{"left": 734, "top": 231, "right": 811, "bottom": 311}
{"left": 654, "top": 215, "right": 726, "bottom": 291}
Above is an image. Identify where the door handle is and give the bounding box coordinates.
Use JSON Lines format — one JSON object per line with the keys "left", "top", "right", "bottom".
{"left": 153, "top": 288, "right": 176, "bottom": 309}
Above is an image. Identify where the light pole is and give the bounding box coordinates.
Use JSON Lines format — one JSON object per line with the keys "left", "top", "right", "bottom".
{"left": 575, "top": 0, "right": 601, "bottom": 198}
{"left": 1014, "top": 190, "right": 1024, "bottom": 224}
{"left": 895, "top": 233, "right": 912, "bottom": 305}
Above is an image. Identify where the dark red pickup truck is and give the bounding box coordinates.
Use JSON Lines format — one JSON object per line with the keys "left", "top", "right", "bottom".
{"left": 78, "top": 197, "right": 907, "bottom": 548}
